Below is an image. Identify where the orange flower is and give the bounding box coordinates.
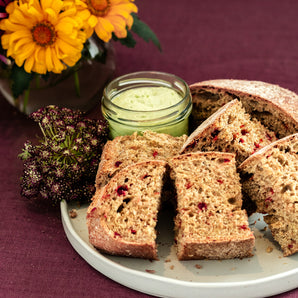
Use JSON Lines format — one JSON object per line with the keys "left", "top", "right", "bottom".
{"left": 80, "top": 0, "right": 138, "bottom": 42}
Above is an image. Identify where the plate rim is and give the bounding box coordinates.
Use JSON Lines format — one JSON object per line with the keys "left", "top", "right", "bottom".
{"left": 60, "top": 200, "right": 298, "bottom": 298}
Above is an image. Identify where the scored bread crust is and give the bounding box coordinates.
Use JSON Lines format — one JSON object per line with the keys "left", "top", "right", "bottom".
{"left": 190, "top": 79, "right": 298, "bottom": 137}
{"left": 87, "top": 160, "right": 167, "bottom": 260}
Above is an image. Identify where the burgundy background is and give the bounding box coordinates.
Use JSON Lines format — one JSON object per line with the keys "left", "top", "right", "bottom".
{"left": 1, "top": 0, "right": 297, "bottom": 297}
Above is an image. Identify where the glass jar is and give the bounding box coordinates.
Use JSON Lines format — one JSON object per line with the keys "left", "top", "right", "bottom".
{"left": 101, "top": 71, "right": 192, "bottom": 139}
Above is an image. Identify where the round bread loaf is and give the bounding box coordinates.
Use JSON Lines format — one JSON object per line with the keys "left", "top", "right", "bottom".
{"left": 190, "top": 79, "right": 298, "bottom": 138}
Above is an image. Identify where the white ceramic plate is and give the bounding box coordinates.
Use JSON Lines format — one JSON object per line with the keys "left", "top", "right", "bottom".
{"left": 61, "top": 200, "right": 298, "bottom": 298}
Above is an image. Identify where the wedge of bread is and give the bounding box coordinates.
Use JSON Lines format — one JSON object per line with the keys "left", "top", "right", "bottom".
{"left": 95, "top": 130, "right": 187, "bottom": 189}
{"left": 190, "top": 79, "right": 298, "bottom": 138}
{"left": 181, "top": 99, "right": 277, "bottom": 165}
{"left": 239, "top": 133, "right": 298, "bottom": 256}
{"left": 170, "top": 152, "right": 255, "bottom": 260}
{"left": 87, "top": 160, "right": 168, "bottom": 260}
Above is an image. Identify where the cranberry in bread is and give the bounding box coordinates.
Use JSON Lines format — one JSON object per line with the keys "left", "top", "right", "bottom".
{"left": 95, "top": 130, "right": 187, "bottom": 189}
{"left": 87, "top": 160, "right": 167, "bottom": 260}
{"left": 181, "top": 99, "right": 277, "bottom": 166}
{"left": 170, "top": 152, "right": 255, "bottom": 260}
{"left": 239, "top": 133, "right": 298, "bottom": 256}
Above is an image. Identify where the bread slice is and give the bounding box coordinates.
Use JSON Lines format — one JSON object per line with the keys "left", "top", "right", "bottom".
{"left": 190, "top": 79, "right": 298, "bottom": 138}
{"left": 95, "top": 130, "right": 187, "bottom": 189}
{"left": 181, "top": 99, "right": 277, "bottom": 165}
{"left": 239, "top": 134, "right": 298, "bottom": 256}
{"left": 169, "top": 152, "right": 255, "bottom": 260}
{"left": 87, "top": 160, "right": 167, "bottom": 259}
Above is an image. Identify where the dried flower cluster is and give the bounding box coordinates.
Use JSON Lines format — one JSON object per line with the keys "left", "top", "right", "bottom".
{"left": 19, "top": 105, "right": 108, "bottom": 205}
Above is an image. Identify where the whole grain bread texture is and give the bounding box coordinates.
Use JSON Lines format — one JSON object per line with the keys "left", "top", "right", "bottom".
{"left": 169, "top": 152, "right": 255, "bottom": 260}
{"left": 181, "top": 99, "right": 277, "bottom": 166}
{"left": 87, "top": 160, "right": 168, "bottom": 260}
{"left": 239, "top": 134, "right": 298, "bottom": 256}
{"left": 190, "top": 79, "right": 298, "bottom": 138}
{"left": 95, "top": 130, "right": 187, "bottom": 189}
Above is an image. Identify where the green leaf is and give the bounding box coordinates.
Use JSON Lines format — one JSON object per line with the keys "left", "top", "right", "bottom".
{"left": 11, "top": 64, "right": 33, "bottom": 98}
{"left": 113, "top": 31, "right": 137, "bottom": 48}
{"left": 131, "top": 13, "right": 162, "bottom": 51}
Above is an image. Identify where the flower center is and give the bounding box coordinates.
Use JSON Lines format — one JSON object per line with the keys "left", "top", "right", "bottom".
{"left": 88, "top": 0, "right": 110, "bottom": 17}
{"left": 31, "top": 21, "right": 57, "bottom": 47}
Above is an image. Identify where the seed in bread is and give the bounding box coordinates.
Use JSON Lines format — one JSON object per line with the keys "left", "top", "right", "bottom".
{"left": 190, "top": 79, "right": 298, "bottom": 138}
{"left": 181, "top": 99, "right": 277, "bottom": 165}
{"left": 87, "top": 160, "right": 168, "bottom": 260}
{"left": 239, "top": 134, "right": 298, "bottom": 256}
{"left": 170, "top": 152, "right": 255, "bottom": 260}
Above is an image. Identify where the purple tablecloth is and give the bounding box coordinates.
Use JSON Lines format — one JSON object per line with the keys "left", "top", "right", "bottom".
{"left": 1, "top": 0, "right": 297, "bottom": 297}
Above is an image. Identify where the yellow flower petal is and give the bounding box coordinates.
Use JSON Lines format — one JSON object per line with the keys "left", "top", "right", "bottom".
{"left": 45, "top": 47, "right": 54, "bottom": 71}
{"left": 41, "top": 0, "right": 63, "bottom": 14}
{"left": 55, "top": 38, "right": 81, "bottom": 57}
{"left": 9, "top": 9, "right": 33, "bottom": 29}
{"left": 51, "top": 49, "right": 66, "bottom": 73}
{"left": 1, "top": 19, "right": 27, "bottom": 33}
{"left": 34, "top": 46, "right": 44, "bottom": 63}
{"left": 95, "top": 18, "right": 114, "bottom": 42}
{"left": 14, "top": 36, "right": 33, "bottom": 52}
{"left": 24, "top": 55, "right": 35, "bottom": 73}
{"left": 44, "top": 8, "right": 59, "bottom": 25}
{"left": 106, "top": 15, "right": 126, "bottom": 38}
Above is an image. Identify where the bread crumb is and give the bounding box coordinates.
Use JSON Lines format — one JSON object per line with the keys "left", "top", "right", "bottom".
{"left": 145, "top": 269, "right": 155, "bottom": 274}
{"left": 69, "top": 209, "right": 78, "bottom": 218}
{"left": 165, "top": 258, "right": 171, "bottom": 263}
{"left": 170, "top": 265, "right": 174, "bottom": 270}
{"left": 266, "top": 246, "right": 273, "bottom": 253}
{"left": 195, "top": 264, "right": 202, "bottom": 269}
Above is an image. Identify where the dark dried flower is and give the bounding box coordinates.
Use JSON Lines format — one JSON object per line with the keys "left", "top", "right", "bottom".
{"left": 19, "top": 105, "right": 108, "bottom": 205}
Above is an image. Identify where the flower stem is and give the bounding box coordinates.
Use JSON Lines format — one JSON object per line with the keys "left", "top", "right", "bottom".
{"left": 35, "top": 75, "right": 40, "bottom": 89}
{"left": 73, "top": 71, "right": 80, "bottom": 97}
{"left": 22, "top": 89, "right": 30, "bottom": 114}
{"left": 39, "top": 123, "right": 47, "bottom": 140}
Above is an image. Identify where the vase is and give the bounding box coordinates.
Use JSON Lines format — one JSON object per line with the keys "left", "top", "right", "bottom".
{"left": 0, "top": 36, "right": 116, "bottom": 115}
